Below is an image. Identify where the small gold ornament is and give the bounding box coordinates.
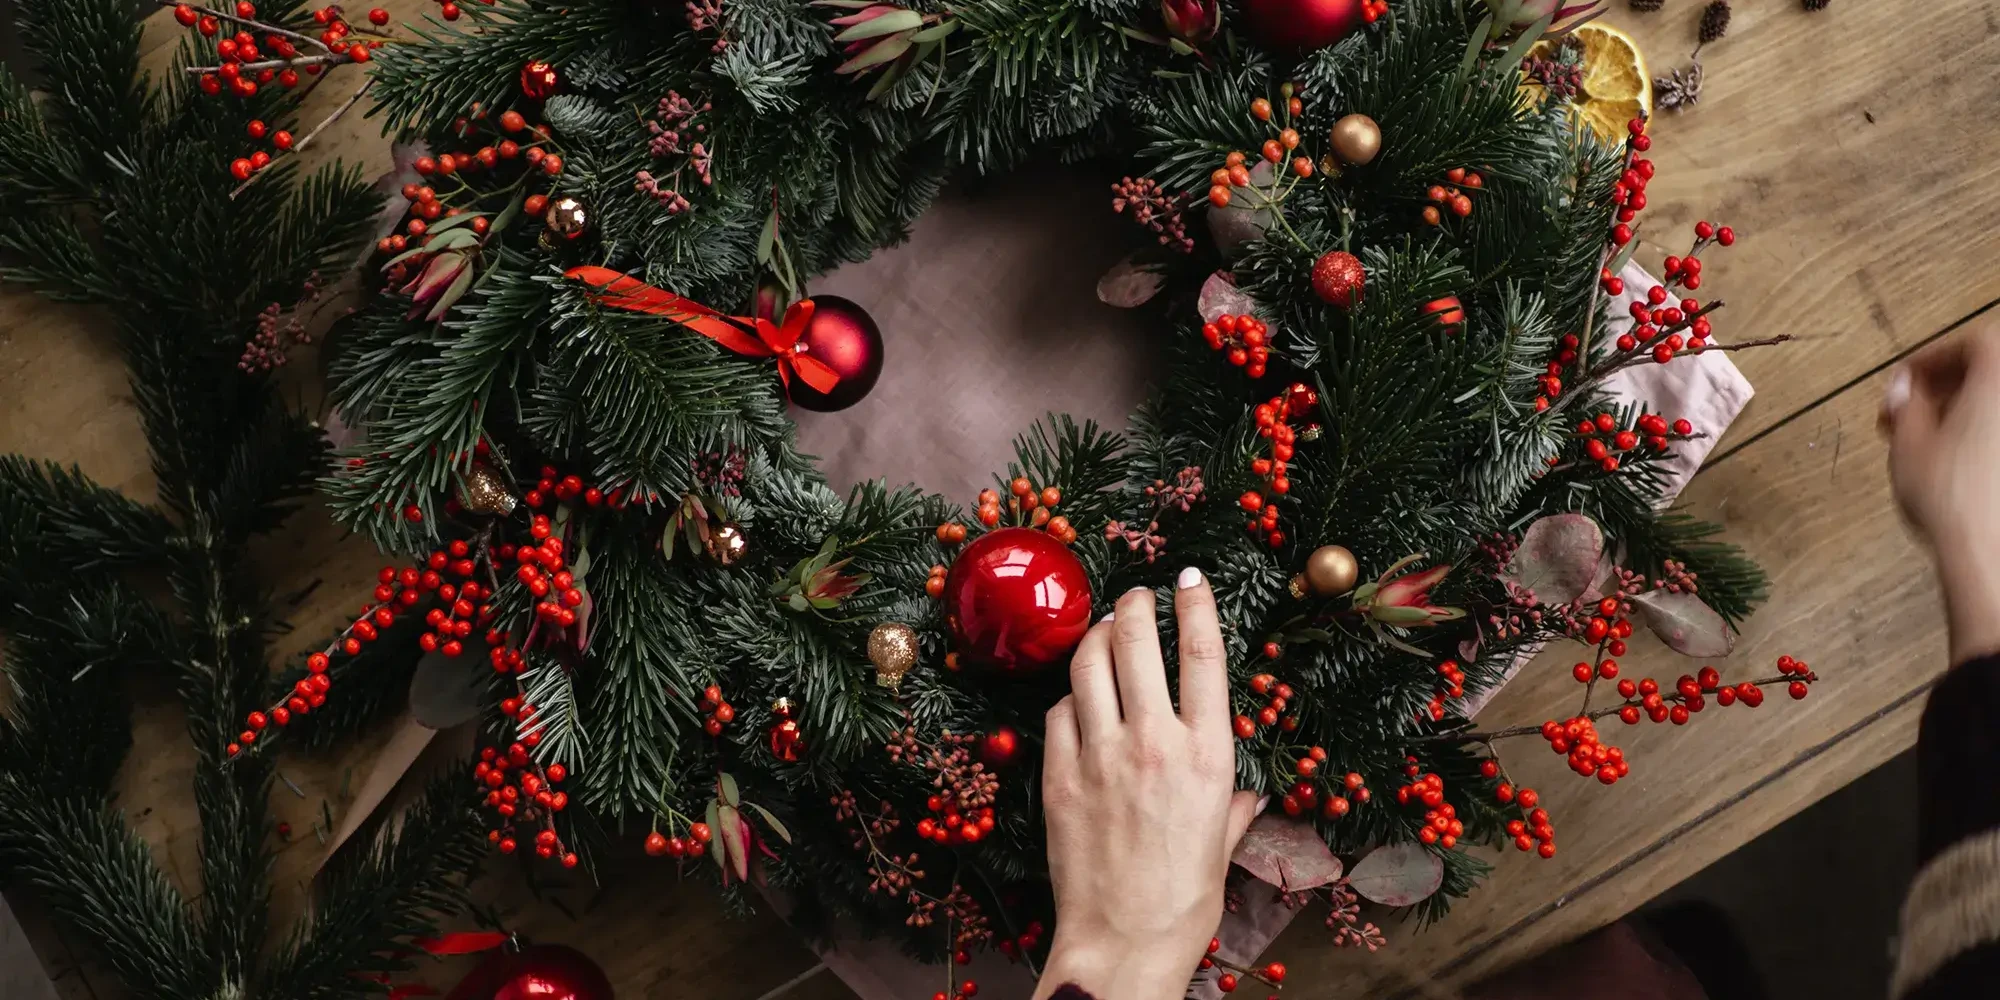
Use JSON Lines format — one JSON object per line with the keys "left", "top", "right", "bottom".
{"left": 458, "top": 463, "right": 519, "bottom": 516}
{"left": 1328, "top": 114, "right": 1382, "bottom": 167}
{"left": 544, "top": 196, "right": 590, "bottom": 241}
{"left": 1288, "top": 573, "right": 1310, "bottom": 600}
{"left": 1304, "top": 544, "right": 1360, "bottom": 597}
{"left": 868, "top": 622, "right": 919, "bottom": 690}
{"left": 706, "top": 522, "right": 748, "bottom": 565}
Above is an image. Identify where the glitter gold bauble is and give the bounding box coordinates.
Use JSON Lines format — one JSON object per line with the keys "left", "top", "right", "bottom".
{"left": 868, "top": 622, "right": 919, "bottom": 690}
{"left": 1304, "top": 544, "right": 1359, "bottom": 596}
{"left": 706, "top": 522, "right": 748, "bottom": 565}
{"left": 458, "top": 463, "right": 518, "bottom": 516}
{"left": 1327, "top": 114, "right": 1381, "bottom": 166}
{"left": 544, "top": 196, "right": 590, "bottom": 241}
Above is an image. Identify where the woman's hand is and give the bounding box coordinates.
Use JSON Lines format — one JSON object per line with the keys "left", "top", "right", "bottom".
{"left": 1032, "top": 568, "right": 1262, "bottom": 1000}
{"left": 1882, "top": 320, "right": 2000, "bottom": 663}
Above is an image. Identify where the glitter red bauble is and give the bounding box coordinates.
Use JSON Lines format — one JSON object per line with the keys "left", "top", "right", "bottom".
{"left": 786, "top": 295, "right": 884, "bottom": 412}
{"left": 445, "top": 944, "right": 613, "bottom": 1000}
{"left": 944, "top": 528, "right": 1092, "bottom": 674}
{"left": 1240, "top": 0, "right": 1365, "bottom": 52}
{"left": 1310, "top": 250, "right": 1365, "bottom": 309}
{"left": 519, "top": 59, "right": 560, "bottom": 100}
{"left": 979, "top": 724, "right": 1022, "bottom": 767}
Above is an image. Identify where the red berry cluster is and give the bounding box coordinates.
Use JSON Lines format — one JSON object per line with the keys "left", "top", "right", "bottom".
{"left": 1201, "top": 313, "right": 1272, "bottom": 377}
{"left": 929, "top": 981, "right": 979, "bottom": 1000}
{"left": 699, "top": 683, "right": 736, "bottom": 737}
{"left": 228, "top": 118, "right": 296, "bottom": 180}
{"left": 1358, "top": 0, "right": 1390, "bottom": 21}
{"left": 1539, "top": 716, "right": 1629, "bottom": 785}
{"left": 1502, "top": 803, "right": 1557, "bottom": 858}
{"left": 1610, "top": 656, "right": 1816, "bottom": 725}
{"left": 1208, "top": 85, "right": 1316, "bottom": 209}
{"left": 1204, "top": 937, "right": 1288, "bottom": 994}
{"left": 1420, "top": 168, "right": 1482, "bottom": 226}
{"left": 426, "top": 0, "right": 494, "bottom": 21}
{"left": 1421, "top": 658, "right": 1467, "bottom": 722}
{"left": 175, "top": 2, "right": 376, "bottom": 105}
{"left": 1232, "top": 673, "right": 1298, "bottom": 738}
{"left": 914, "top": 798, "right": 997, "bottom": 846}
{"left": 1394, "top": 768, "right": 1462, "bottom": 847}
{"left": 972, "top": 478, "right": 1076, "bottom": 543}
{"left": 476, "top": 742, "right": 574, "bottom": 866}
{"left": 992, "top": 921, "right": 1045, "bottom": 962}
{"left": 1285, "top": 749, "right": 1370, "bottom": 820}
{"left": 1239, "top": 383, "right": 1316, "bottom": 550}
{"left": 642, "top": 821, "right": 713, "bottom": 859}
{"left": 1607, "top": 117, "right": 1655, "bottom": 247}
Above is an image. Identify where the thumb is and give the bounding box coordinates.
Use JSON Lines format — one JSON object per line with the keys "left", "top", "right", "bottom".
{"left": 1221, "top": 790, "right": 1265, "bottom": 860}
{"left": 1887, "top": 366, "right": 1942, "bottom": 464}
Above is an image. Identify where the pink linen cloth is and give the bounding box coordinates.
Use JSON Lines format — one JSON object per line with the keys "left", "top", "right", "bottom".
{"left": 790, "top": 170, "right": 1752, "bottom": 1000}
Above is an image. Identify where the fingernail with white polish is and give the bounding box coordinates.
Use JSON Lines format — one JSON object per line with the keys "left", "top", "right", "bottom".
{"left": 1255, "top": 795, "right": 1270, "bottom": 816}
{"left": 1098, "top": 611, "right": 1115, "bottom": 623}
{"left": 1177, "top": 566, "right": 1204, "bottom": 590}
{"left": 1884, "top": 368, "right": 1912, "bottom": 419}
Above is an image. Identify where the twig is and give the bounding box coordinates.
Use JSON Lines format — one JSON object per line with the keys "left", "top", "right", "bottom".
{"left": 184, "top": 54, "right": 342, "bottom": 74}
{"left": 229, "top": 77, "right": 372, "bottom": 199}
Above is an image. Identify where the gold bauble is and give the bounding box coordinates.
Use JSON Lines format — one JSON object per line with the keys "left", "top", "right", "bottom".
{"left": 868, "top": 622, "right": 920, "bottom": 690}
{"left": 1304, "top": 544, "right": 1360, "bottom": 597}
{"left": 544, "top": 196, "right": 590, "bottom": 241}
{"left": 458, "top": 463, "right": 518, "bottom": 516}
{"left": 1288, "top": 573, "right": 1310, "bottom": 601}
{"left": 1328, "top": 114, "right": 1382, "bottom": 167}
{"left": 706, "top": 522, "right": 748, "bottom": 565}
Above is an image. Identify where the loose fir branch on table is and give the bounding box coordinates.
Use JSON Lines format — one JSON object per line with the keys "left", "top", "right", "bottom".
{"left": 0, "top": 1, "right": 486, "bottom": 997}
{"left": 174, "top": 0, "right": 1821, "bottom": 987}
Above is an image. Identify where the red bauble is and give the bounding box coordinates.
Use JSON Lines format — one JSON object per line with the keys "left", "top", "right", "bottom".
{"left": 1311, "top": 251, "right": 1365, "bottom": 309}
{"left": 445, "top": 945, "right": 613, "bottom": 1000}
{"left": 1241, "top": 0, "right": 1365, "bottom": 52}
{"left": 519, "top": 59, "right": 560, "bottom": 100}
{"left": 979, "top": 724, "right": 1022, "bottom": 767}
{"left": 1422, "top": 295, "right": 1465, "bottom": 332}
{"left": 786, "top": 295, "right": 884, "bottom": 412}
{"left": 944, "top": 528, "right": 1092, "bottom": 674}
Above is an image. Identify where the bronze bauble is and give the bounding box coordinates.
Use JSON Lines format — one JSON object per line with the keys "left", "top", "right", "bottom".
{"left": 1304, "top": 544, "right": 1359, "bottom": 596}
{"left": 458, "top": 463, "right": 519, "bottom": 516}
{"left": 1328, "top": 114, "right": 1382, "bottom": 166}
{"left": 868, "top": 622, "right": 919, "bottom": 690}
{"left": 706, "top": 522, "right": 748, "bottom": 565}
{"left": 544, "top": 196, "right": 590, "bottom": 241}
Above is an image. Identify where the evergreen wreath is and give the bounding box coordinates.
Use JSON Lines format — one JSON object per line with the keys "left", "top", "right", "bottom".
{"left": 141, "top": 0, "right": 1810, "bottom": 968}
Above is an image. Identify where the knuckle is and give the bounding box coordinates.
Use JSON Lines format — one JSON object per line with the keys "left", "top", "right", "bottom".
{"left": 1184, "top": 633, "right": 1227, "bottom": 665}
{"left": 1128, "top": 735, "right": 1172, "bottom": 773}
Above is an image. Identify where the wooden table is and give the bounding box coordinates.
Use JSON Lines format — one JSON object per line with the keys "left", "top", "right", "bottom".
{"left": 3, "top": 1, "right": 1990, "bottom": 996}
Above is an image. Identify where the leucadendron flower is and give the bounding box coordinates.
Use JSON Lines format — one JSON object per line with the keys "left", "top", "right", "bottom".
{"left": 1484, "top": 0, "right": 1604, "bottom": 32}
{"left": 1353, "top": 554, "right": 1465, "bottom": 655}
{"left": 1160, "top": 0, "right": 1220, "bottom": 44}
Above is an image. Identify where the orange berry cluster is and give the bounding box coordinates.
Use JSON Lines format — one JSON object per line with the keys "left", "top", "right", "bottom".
{"left": 1201, "top": 313, "right": 1271, "bottom": 377}
{"left": 1540, "top": 716, "right": 1629, "bottom": 785}
{"left": 925, "top": 563, "right": 949, "bottom": 599}
{"left": 934, "top": 521, "right": 969, "bottom": 545}
{"left": 1230, "top": 673, "right": 1298, "bottom": 738}
{"left": 1207, "top": 85, "right": 1314, "bottom": 209}
{"left": 974, "top": 478, "right": 1076, "bottom": 543}
{"left": 476, "top": 741, "right": 574, "bottom": 866}
{"left": 1421, "top": 658, "right": 1467, "bottom": 722}
{"left": 1238, "top": 383, "right": 1316, "bottom": 549}
{"left": 643, "top": 821, "right": 713, "bottom": 859}
{"left": 699, "top": 683, "right": 736, "bottom": 737}
{"left": 1419, "top": 168, "right": 1482, "bottom": 225}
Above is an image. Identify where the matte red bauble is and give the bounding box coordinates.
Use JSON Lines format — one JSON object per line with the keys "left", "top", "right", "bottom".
{"left": 445, "top": 944, "right": 613, "bottom": 1000}
{"left": 944, "top": 528, "right": 1092, "bottom": 674}
{"left": 1241, "top": 0, "right": 1364, "bottom": 52}
{"left": 786, "top": 295, "right": 884, "bottom": 412}
{"left": 979, "top": 724, "right": 1022, "bottom": 767}
{"left": 519, "top": 59, "right": 560, "bottom": 100}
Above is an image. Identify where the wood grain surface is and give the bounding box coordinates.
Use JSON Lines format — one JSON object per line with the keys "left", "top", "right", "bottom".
{"left": 0, "top": 0, "right": 1982, "bottom": 997}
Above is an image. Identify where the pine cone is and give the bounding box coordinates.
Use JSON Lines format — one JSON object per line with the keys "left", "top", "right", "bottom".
{"left": 1802, "top": 0, "right": 1829, "bottom": 9}
{"left": 1698, "top": 0, "right": 1731, "bottom": 42}
{"left": 1629, "top": 0, "right": 1664, "bottom": 10}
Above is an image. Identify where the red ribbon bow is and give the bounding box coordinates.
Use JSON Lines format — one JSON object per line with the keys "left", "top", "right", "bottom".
{"left": 566, "top": 266, "right": 840, "bottom": 395}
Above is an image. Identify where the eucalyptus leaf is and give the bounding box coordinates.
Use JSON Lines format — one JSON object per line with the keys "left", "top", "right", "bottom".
{"left": 1630, "top": 589, "right": 1736, "bottom": 657}
{"left": 749, "top": 803, "right": 792, "bottom": 844}
{"left": 719, "top": 771, "right": 740, "bottom": 806}
{"left": 835, "top": 10, "right": 921, "bottom": 42}
{"left": 1347, "top": 843, "right": 1445, "bottom": 906}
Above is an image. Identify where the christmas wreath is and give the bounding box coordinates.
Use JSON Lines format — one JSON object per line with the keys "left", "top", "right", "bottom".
{"left": 180, "top": 0, "right": 1810, "bottom": 971}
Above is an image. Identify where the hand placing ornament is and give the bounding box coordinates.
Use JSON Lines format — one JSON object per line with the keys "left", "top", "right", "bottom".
{"left": 944, "top": 527, "right": 1093, "bottom": 674}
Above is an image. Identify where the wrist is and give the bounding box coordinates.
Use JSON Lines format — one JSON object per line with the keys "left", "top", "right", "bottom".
{"left": 1033, "top": 939, "right": 1192, "bottom": 1000}
{"left": 1937, "top": 537, "right": 2000, "bottom": 665}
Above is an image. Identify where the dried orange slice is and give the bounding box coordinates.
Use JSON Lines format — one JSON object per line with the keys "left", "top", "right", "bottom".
{"left": 1520, "top": 23, "right": 1651, "bottom": 145}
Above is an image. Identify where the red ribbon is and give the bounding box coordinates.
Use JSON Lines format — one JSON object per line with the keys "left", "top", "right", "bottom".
{"left": 415, "top": 931, "right": 511, "bottom": 956}
{"left": 566, "top": 266, "right": 840, "bottom": 395}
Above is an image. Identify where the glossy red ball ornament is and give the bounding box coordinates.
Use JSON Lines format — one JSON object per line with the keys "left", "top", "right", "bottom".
{"left": 1310, "top": 250, "right": 1365, "bottom": 309}
{"left": 979, "top": 724, "right": 1022, "bottom": 767}
{"left": 943, "top": 528, "right": 1092, "bottom": 674}
{"left": 786, "top": 295, "right": 884, "bottom": 412}
{"left": 445, "top": 944, "right": 613, "bottom": 1000}
{"left": 1422, "top": 295, "right": 1465, "bottom": 332}
{"left": 1241, "top": 0, "right": 1365, "bottom": 52}
{"left": 519, "top": 59, "right": 560, "bottom": 100}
